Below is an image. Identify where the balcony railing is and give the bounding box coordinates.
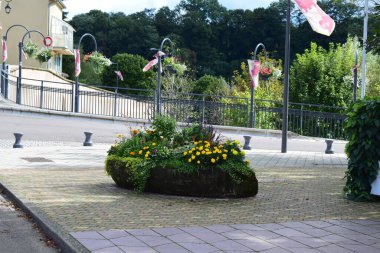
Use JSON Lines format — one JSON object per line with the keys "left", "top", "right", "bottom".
{"left": 50, "top": 16, "right": 74, "bottom": 54}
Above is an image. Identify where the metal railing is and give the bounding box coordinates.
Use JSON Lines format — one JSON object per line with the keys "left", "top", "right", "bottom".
{"left": 0, "top": 69, "right": 347, "bottom": 139}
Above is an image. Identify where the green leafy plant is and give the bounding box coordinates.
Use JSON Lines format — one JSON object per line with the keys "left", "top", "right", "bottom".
{"left": 22, "top": 42, "right": 38, "bottom": 58}
{"left": 84, "top": 51, "right": 112, "bottom": 74}
{"left": 344, "top": 99, "right": 380, "bottom": 201}
{"left": 36, "top": 49, "right": 53, "bottom": 63}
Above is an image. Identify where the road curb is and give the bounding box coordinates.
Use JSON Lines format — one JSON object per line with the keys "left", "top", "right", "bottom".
{"left": 0, "top": 181, "right": 89, "bottom": 253}
{"left": 0, "top": 103, "right": 302, "bottom": 138}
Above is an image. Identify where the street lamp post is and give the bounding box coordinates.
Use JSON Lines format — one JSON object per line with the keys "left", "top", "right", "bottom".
{"left": 74, "top": 33, "right": 98, "bottom": 113}
{"left": 1, "top": 24, "right": 29, "bottom": 98}
{"left": 353, "top": 51, "right": 358, "bottom": 102}
{"left": 153, "top": 38, "right": 174, "bottom": 115}
{"left": 250, "top": 43, "right": 267, "bottom": 128}
{"left": 281, "top": 0, "right": 291, "bottom": 153}
{"left": 112, "top": 62, "right": 119, "bottom": 116}
{"left": 17, "top": 30, "right": 47, "bottom": 104}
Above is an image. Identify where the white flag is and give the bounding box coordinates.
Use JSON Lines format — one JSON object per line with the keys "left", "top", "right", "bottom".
{"left": 248, "top": 60, "right": 261, "bottom": 90}
{"left": 143, "top": 51, "right": 166, "bottom": 72}
{"left": 74, "top": 49, "right": 81, "bottom": 77}
{"left": 293, "top": 0, "right": 335, "bottom": 36}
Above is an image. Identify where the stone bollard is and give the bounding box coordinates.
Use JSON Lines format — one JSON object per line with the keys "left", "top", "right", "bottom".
{"left": 13, "top": 133, "right": 24, "bottom": 148}
{"left": 243, "top": 135, "right": 252, "bottom": 150}
{"left": 83, "top": 132, "right": 93, "bottom": 146}
{"left": 325, "top": 139, "right": 334, "bottom": 154}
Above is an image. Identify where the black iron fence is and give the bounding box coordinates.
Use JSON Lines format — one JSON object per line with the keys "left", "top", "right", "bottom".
{"left": 0, "top": 69, "right": 347, "bottom": 139}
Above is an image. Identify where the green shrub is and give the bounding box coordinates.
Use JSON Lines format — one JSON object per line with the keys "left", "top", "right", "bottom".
{"left": 193, "top": 75, "right": 229, "bottom": 99}
{"left": 344, "top": 99, "right": 380, "bottom": 201}
{"left": 102, "top": 53, "right": 155, "bottom": 90}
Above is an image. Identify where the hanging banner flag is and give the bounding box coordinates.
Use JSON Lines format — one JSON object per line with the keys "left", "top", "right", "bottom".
{"left": 143, "top": 51, "right": 166, "bottom": 72}
{"left": 2, "top": 39, "right": 7, "bottom": 62}
{"left": 74, "top": 49, "right": 81, "bottom": 77}
{"left": 248, "top": 59, "right": 261, "bottom": 90}
{"left": 115, "top": 70, "right": 124, "bottom": 81}
{"left": 293, "top": 0, "right": 335, "bottom": 36}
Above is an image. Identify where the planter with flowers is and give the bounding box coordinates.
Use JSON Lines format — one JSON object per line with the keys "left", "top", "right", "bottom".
{"left": 22, "top": 41, "right": 39, "bottom": 58}
{"left": 260, "top": 61, "right": 282, "bottom": 81}
{"left": 83, "top": 51, "right": 112, "bottom": 74}
{"left": 105, "top": 116, "right": 258, "bottom": 198}
{"left": 36, "top": 48, "right": 53, "bottom": 63}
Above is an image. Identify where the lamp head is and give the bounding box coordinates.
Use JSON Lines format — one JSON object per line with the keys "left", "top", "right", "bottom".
{"left": 5, "top": 3, "right": 11, "bottom": 14}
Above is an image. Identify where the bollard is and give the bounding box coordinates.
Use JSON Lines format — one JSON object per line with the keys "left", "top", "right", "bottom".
{"left": 325, "top": 139, "right": 334, "bottom": 154}
{"left": 83, "top": 132, "right": 93, "bottom": 146}
{"left": 243, "top": 135, "right": 252, "bottom": 150}
{"left": 13, "top": 133, "right": 24, "bottom": 148}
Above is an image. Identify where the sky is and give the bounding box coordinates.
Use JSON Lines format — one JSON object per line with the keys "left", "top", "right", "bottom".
{"left": 64, "top": 0, "right": 276, "bottom": 20}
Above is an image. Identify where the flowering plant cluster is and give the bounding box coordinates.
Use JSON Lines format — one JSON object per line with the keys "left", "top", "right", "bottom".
{"left": 83, "top": 51, "right": 112, "bottom": 74}
{"left": 107, "top": 116, "right": 253, "bottom": 191}
{"left": 260, "top": 61, "right": 282, "bottom": 80}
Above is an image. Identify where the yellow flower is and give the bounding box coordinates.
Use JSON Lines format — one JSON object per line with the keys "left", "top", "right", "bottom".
{"left": 246, "top": 160, "right": 250, "bottom": 165}
{"left": 183, "top": 151, "right": 188, "bottom": 156}
{"left": 206, "top": 152, "right": 212, "bottom": 155}
{"left": 222, "top": 154, "right": 227, "bottom": 160}
{"left": 194, "top": 142, "right": 198, "bottom": 145}
{"left": 188, "top": 158, "right": 192, "bottom": 163}
{"left": 201, "top": 151, "right": 206, "bottom": 154}
{"left": 213, "top": 150, "right": 217, "bottom": 154}
{"left": 241, "top": 151, "right": 246, "bottom": 155}
{"left": 138, "top": 150, "right": 143, "bottom": 155}
{"left": 197, "top": 160, "right": 201, "bottom": 164}
{"left": 232, "top": 150, "right": 238, "bottom": 155}
{"left": 152, "top": 143, "right": 156, "bottom": 146}
{"left": 145, "top": 154, "right": 149, "bottom": 158}
{"left": 224, "top": 149, "right": 228, "bottom": 153}
{"left": 205, "top": 144, "right": 210, "bottom": 148}
{"left": 211, "top": 158, "right": 216, "bottom": 163}
{"left": 199, "top": 146, "right": 204, "bottom": 151}
{"left": 117, "top": 134, "right": 123, "bottom": 139}
{"left": 234, "top": 140, "right": 240, "bottom": 144}
{"left": 146, "top": 151, "right": 150, "bottom": 155}
{"left": 205, "top": 148, "right": 210, "bottom": 152}
{"left": 218, "top": 150, "right": 222, "bottom": 154}
{"left": 191, "top": 155, "right": 196, "bottom": 160}
{"left": 189, "top": 150, "right": 193, "bottom": 154}
{"left": 196, "top": 152, "right": 201, "bottom": 156}
{"left": 191, "top": 148, "right": 196, "bottom": 151}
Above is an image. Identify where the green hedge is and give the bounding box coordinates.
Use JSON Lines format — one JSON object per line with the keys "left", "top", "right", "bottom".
{"left": 344, "top": 99, "right": 380, "bottom": 201}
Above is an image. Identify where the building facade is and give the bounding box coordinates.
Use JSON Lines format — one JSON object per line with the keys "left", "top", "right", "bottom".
{"left": 1, "top": 0, "right": 74, "bottom": 74}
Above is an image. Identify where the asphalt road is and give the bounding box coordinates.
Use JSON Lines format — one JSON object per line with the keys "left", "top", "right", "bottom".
{"left": 0, "top": 110, "right": 347, "bottom": 153}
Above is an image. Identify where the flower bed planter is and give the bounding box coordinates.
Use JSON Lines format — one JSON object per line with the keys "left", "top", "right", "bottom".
{"left": 106, "top": 156, "right": 258, "bottom": 198}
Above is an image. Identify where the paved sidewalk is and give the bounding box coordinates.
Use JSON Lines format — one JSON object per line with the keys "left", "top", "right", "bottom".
{"left": 0, "top": 193, "right": 58, "bottom": 253}
{"left": 0, "top": 142, "right": 378, "bottom": 253}
{"left": 71, "top": 220, "right": 380, "bottom": 253}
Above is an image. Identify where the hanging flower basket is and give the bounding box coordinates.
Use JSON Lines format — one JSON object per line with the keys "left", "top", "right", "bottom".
{"left": 22, "top": 42, "right": 38, "bottom": 58}
{"left": 84, "top": 51, "right": 112, "bottom": 74}
{"left": 260, "top": 62, "right": 281, "bottom": 81}
{"left": 36, "top": 48, "right": 53, "bottom": 63}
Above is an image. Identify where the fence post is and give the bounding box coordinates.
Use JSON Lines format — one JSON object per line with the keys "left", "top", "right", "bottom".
{"left": 39, "top": 81, "right": 44, "bottom": 109}
{"left": 114, "top": 87, "right": 118, "bottom": 117}
{"left": 300, "top": 105, "right": 303, "bottom": 135}
{"left": 71, "top": 83, "right": 75, "bottom": 112}
{"left": 246, "top": 98, "right": 250, "bottom": 128}
{"left": 202, "top": 96, "right": 205, "bottom": 124}
{"left": 4, "top": 65, "right": 9, "bottom": 99}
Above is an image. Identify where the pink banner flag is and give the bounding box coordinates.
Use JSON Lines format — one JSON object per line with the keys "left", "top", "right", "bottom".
{"left": 293, "top": 0, "right": 335, "bottom": 36}
{"left": 2, "top": 39, "right": 7, "bottom": 62}
{"left": 143, "top": 51, "right": 166, "bottom": 72}
{"left": 74, "top": 49, "right": 81, "bottom": 77}
{"left": 248, "top": 60, "right": 261, "bottom": 90}
{"left": 115, "top": 70, "right": 124, "bottom": 81}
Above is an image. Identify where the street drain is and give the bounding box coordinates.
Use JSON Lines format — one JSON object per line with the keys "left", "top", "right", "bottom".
{"left": 21, "top": 157, "right": 53, "bottom": 163}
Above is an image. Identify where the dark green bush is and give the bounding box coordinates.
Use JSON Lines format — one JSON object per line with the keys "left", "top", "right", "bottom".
{"left": 102, "top": 53, "right": 155, "bottom": 90}
{"left": 344, "top": 98, "right": 380, "bottom": 201}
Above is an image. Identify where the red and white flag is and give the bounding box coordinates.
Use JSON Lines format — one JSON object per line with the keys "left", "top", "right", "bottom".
{"left": 248, "top": 60, "right": 261, "bottom": 90}
{"left": 293, "top": 0, "right": 335, "bottom": 36}
{"left": 2, "top": 38, "right": 7, "bottom": 62}
{"left": 115, "top": 70, "right": 124, "bottom": 81}
{"left": 143, "top": 51, "right": 166, "bottom": 72}
{"left": 74, "top": 49, "right": 81, "bottom": 77}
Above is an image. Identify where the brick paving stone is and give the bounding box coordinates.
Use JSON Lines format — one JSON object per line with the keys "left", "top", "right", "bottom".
{"left": 134, "top": 236, "right": 172, "bottom": 247}
{"left": 290, "top": 237, "right": 330, "bottom": 248}
{"left": 294, "top": 228, "right": 332, "bottom": 237}
{"left": 119, "top": 246, "right": 158, "bottom": 253}
{"left": 99, "top": 230, "right": 130, "bottom": 239}
{"left": 205, "top": 224, "right": 236, "bottom": 233}
{"left": 230, "top": 224, "right": 265, "bottom": 231}
{"left": 267, "top": 237, "right": 310, "bottom": 249}
{"left": 211, "top": 240, "right": 252, "bottom": 251}
{"left": 261, "top": 247, "right": 291, "bottom": 253}
{"left": 154, "top": 243, "right": 190, "bottom": 253}
{"left": 318, "top": 244, "right": 355, "bottom": 253}
{"left": 110, "top": 236, "right": 147, "bottom": 247}
{"left": 152, "top": 227, "right": 182, "bottom": 236}
{"left": 242, "top": 230, "right": 283, "bottom": 240}
{"left": 178, "top": 242, "right": 219, "bottom": 253}
{"left": 76, "top": 238, "right": 115, "bottom": 251}
{"left": 70, "top": 231, "right": 105, "bottom": 239}
{"left": 272, "top": 228, "right": 312, "bottom": 238}
{"left": 93, "top": 247, "right": 125, "bottom": 253}
{"left": 221, "top": 230, "right": 253, "bottom": 240}
{"left": 236, "top": 238, "right": 276, "bottom": 251}
{"left": 167, "top": 233, "right": 204, "bottom": 243}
